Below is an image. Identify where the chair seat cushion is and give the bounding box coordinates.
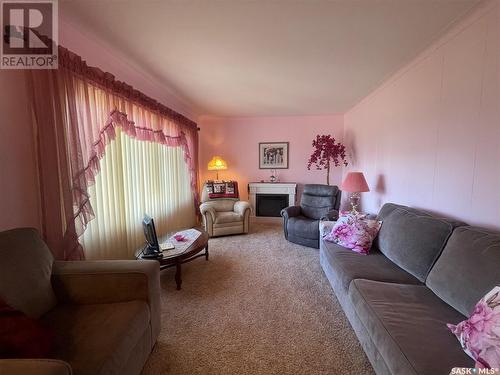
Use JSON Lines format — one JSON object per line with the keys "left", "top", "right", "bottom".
{"left": 42, "top": 301, "right": 150, "bottom": 375}
{"left": 215, "top": 211, "right": 243, "bottom": 224}
{"left": 321, "top": 240, "right": 421, "bottom": 293}
{"left": 287, "top": 216, "right": 319, "bottom": 240}
{"left": 349, "top": 279, "right": 474, "bottom": 375}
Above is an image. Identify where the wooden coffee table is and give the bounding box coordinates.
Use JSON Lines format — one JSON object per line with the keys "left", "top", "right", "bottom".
{"left": 136, "top": 228, "right": 209, "bottom": 290}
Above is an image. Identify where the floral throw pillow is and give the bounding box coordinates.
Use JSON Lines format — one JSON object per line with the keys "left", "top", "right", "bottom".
{"left": 323, "top": 212, "right": 381, "bottom": 255}
{"left": 447, "top": 286, "right": 500, "bottom": 369}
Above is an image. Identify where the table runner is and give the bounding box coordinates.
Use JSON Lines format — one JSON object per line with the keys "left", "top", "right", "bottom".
{"left": 161, "top": 228, "right": 202, "bottom": 258}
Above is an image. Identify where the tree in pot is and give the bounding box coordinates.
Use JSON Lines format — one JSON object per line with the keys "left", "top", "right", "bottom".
{"left": 307, "top": 134, "right": 348, "bottom": 185}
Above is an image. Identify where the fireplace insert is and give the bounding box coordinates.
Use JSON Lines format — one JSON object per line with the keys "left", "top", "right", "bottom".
{"left": 256, "top": 193, "right": 289, "bottom": 217}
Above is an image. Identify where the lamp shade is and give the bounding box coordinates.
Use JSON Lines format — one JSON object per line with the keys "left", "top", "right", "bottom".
{"left": 341, "top": 172, "right": 370, "bottom": 192}
{"left": 207, "top": 156, "right": 228, "bottom": 171}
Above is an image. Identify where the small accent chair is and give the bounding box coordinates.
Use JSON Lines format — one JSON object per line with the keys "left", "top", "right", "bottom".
{"left": 0, "top": 228, "right": 160, "bottom": 375}
{"left": 281, "top": 184, "right": 341, "bottom": 248}
{"left": 199, "top": 183, "right": 251, "bottom": 237}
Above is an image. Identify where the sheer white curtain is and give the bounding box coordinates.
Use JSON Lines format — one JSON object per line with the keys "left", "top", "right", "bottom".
{"left": 80, "top": 127, "right": 196, "bottom": 259}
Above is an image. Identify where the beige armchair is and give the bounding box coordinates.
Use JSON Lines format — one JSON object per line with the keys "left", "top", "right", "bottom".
{"left": 0, "top": 228, "right": 160, "bottom": 375}
{"left": 200, "top": 183, "right": 251, "bottom": 237}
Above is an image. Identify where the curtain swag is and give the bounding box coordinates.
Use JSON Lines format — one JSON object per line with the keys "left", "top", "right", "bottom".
{"left": 83, "top": 108, "right": 198, "bottom": 208}
{"left": 58, "top": 47, "right": 197, "bottom": 130}
{"left": 27, "top": 45, "right": 200, "bottom": 260}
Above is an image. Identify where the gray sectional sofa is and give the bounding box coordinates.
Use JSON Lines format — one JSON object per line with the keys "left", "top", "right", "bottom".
{"left": 320, "top": 203, "right": 500, "bottom": 375}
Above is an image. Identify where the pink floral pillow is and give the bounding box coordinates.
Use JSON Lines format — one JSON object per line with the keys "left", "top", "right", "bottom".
{"left": 324, "top": 212, "right": 381, "bottom": 255}
{"left": 447, "top": 286, "right": 500, "bottom": 369}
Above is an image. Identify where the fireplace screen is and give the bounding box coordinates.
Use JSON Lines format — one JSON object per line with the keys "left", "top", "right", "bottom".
{"left": 256, "top": 194, "right": 289, "bottom": 217}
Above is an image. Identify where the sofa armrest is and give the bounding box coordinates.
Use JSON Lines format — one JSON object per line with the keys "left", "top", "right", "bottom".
{"left": 199, "top": 202, "right": 216, "bottom": 222}
{"left": 234, "top": 201, "right": 251, "bottom": 216}
{"left": 320, "top": 209, "right": 339, "bottom": 221}
{"left": 280, "top": 205, "right": 301, "bottom": 218}
{"left": 51, "top": 260, "right": 160, "bottom": 342}
{"left": 0, "top": 359, "right": 72, "bottom": 375}
{"left": 319, "top": 220, "right": 337, "bottom": 237}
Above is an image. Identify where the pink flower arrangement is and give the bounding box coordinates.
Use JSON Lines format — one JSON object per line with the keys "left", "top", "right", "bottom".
{"left": 307, "top": 134, "right": 348, "bottom": 185}
{"left": 448, "top": 286, "right": 500, "bottom": 369}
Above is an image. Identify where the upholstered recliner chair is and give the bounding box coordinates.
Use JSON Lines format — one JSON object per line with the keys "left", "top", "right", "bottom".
{"left": 281, "top": 184, "right": 341, "bottom": 248}
{"left": 199, "top": 183, "right": 251, "bottom": 237}
{"left": 0, "top": 228, "right": 160, "bottom": 375}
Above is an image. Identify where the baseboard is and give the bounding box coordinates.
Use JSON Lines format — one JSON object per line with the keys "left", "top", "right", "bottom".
{"left": 250, "top": 216, "right": 282, "bottom": 224}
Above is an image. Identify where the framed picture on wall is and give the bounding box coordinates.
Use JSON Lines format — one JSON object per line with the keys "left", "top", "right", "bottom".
{"left": 259, "top": 142, "right": 289, "bottom": 169}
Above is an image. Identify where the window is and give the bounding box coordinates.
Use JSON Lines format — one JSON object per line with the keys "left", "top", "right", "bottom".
{"left": 80, "top": 127, "right": 195, "bottom": 259}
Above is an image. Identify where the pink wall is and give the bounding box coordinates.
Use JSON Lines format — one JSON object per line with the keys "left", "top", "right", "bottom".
{"left": 344, "top": 1, "right": 499, "bottom": 229}
{"left": 199, "top": 115, "right": 345, "bottom": 201}
{"left": 0, "top": 71, "right": 40, "bottom": 231}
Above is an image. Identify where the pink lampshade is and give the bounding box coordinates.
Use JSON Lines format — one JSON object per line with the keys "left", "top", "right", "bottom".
{"left": 341, "top": 172, "right": 370, "bottom": 192}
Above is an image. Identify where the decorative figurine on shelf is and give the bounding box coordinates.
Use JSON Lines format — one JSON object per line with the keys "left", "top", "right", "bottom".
{"left": 269, "top": 169, "right": 279, "bottom": 183}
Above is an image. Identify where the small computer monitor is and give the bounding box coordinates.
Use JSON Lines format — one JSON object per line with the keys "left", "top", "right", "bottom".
{"left": 142, "top": 215, "right": 159, "bottom": 254}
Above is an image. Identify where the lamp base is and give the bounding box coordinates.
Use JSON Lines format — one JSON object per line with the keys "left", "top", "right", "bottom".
{"left": 349, "top": 192, "right": 361, "bottom": 215}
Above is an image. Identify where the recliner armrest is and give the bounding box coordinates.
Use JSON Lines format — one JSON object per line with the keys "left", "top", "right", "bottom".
{"left": 280, "top": 206, "right": 301, "bottom": 218}
{"left": 234, "top": 201, "right": 251, "bottom": 216}
{"left": 320, "top": 209, "right": 339, "bottom": 221}
{"left": 0, "top": 359, "right": 72, "bottom": 375}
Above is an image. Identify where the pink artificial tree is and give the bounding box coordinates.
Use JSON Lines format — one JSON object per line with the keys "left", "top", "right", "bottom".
{"left": 307, "top": 135, "right": 348, "bottom": 185}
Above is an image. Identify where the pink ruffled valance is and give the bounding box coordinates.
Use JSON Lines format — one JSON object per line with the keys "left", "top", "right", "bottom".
{"left": 79, "top": 109, "right": 199, "bottom": 213}
{"left": 58, "top": 47, "right": 197, "bottom": 131}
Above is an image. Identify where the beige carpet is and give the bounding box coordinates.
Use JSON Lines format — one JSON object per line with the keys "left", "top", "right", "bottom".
{"left": 141, "top": 223, "right": 374, "bottom": 375}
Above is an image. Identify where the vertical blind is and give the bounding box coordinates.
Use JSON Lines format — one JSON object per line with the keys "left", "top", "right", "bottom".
{"left": 80, "top": 127, "right": 195, "bottom": 259}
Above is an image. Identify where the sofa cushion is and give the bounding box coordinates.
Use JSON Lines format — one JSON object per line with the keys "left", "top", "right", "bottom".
{"left": 349, "top": 279, "right": 474, "bottom": 375}
{"left": 375, "top": 203, "right": 462, "bottom": 282}
{"left": 0, "top": 228, "right": 57, "bottom": 318}
{"left": 287, "top": 216, "right": 319, "bottom": 240}
{"left": 321, "top": 240, "right": 421, "bottom": 293}
{"left": 215, "top": 211, "right": 243, "bottom": 224}
{"left": 426, "top": 226, "right": 500, "bottom": 317}
{"left": 43, "top": 301, "right": 150, "bottom": 375}
{"left": 201, "top": 199, "right": 236, "bottom": 213}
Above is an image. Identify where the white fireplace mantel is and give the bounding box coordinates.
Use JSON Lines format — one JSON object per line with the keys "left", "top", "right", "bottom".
{"left": 248, "top": 182, "right": 297, "bottom": 217}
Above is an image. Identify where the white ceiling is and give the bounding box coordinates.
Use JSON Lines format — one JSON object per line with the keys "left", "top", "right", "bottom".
{"left": 60, "top": 0, "right": 478, "bottom": 117}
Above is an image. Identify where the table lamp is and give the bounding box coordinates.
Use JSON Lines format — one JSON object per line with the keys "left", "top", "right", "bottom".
{"left": 341, "top": 172, "right": 369, "bottom": 215}
{"left": 207, "top": 156, "right": 227, "bottom": 180}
